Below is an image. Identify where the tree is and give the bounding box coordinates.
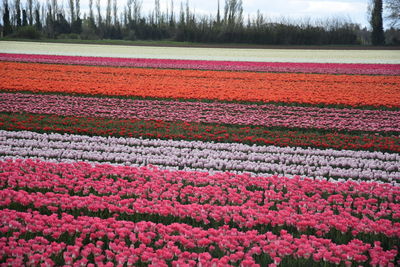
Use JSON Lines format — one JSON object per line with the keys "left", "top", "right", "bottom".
{"left": 96, "top": 0, "right": 102, "bottom": 26}
{"left": 113, "top": 0, "right": 118, "bottom": 25}
{"left": 75, "top": 0, "right": 80, "bottom": 20}
{"left": 385, "top": 0, "right": 400, "bottom": 27}
{"left": 51, "top": 0, "right": 57, "bottom": 21}
{"left": 216, "top": 0, "right": 221, "bottom": 24}
{"left": 71, "top": 0, "right": 82, "bottom": 34}
{"left": 15, "top": 0, "right": 22, "bottom": 27}
{"left": 106, "top": 0, "right": 112, "bottom": 28}
{"left": 34, "top": 2, "right": 42, "bottom": 31}
{"left": 22, "top": 9, "right": 28, "bottom": 26}
{"left": 3, "top": 1, "right": 13, "bottom": 36}
{"left": 169, "top": 0, "right": 175, "bottom": 26}
{"left": 223, "top": 0, "right": 243, "bottom": 28}
{"left": 89, "top": 0, "right": 94, "bottom": 22}
{"left": 87, "top": 0, "right": 96, "bottom": 31}
{"left": 179, "top": 1, "right": 184, "bottom": 25}
{"left": 370, "top": 0, "right": 385, "bottom": 45}
{"left": 54, "top": 12, "right": 71, "bottom": 35}
{"left": 154, "top": 0, "right": 160, "bottom": 25}
{"left": 133, "top": 0, "right": 142, "bottom": 23}
{"left": 185, "top": 0, "right": 190, "bottom": 25}
{"left": 68, "top": 0, "right": 75, "bottom": 23}
{"left": 27, "top": 0, "right": 33, "bottom": 25}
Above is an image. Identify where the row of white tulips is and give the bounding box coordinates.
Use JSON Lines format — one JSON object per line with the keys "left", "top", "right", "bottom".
{"left": 1, "top": 130, "right": 399, "bottom": 184}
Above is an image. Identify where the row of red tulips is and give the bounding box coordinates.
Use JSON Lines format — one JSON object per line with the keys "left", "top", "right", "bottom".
{"left": 1, "top": 112, "right": 398, "bottom": 153}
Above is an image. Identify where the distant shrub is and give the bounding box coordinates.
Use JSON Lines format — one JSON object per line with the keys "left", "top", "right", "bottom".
{"left": 11, "top": 26, "right": 41, "bottom": 39}
{"left": 57, "top": 33, "right": 80, "bottom": 40}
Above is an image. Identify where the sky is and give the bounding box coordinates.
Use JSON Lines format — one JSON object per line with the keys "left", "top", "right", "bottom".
{"left": 32, "top": 0, "right": 372, "bottom": 28}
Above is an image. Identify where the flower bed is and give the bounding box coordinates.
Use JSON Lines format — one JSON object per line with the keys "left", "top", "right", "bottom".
{"left": 1, "top": 62, "right": 400, "bottom": 107}
{"left": 0, "top": 47, "right": 399, "bottom": 266}
{"left": 1, "top": 130, "right": 399, "bottom": 183}
{"left": 2, "top": 53, "right": 400, "bottom": 75}
{"left": 2, "top": 93, "right": 399, "bottom": 133}
{"left": 0, "top": 159, "right": 399, "bottom": 266}
{"left": 1, "top": 112, "right": 399, "bottom": 153}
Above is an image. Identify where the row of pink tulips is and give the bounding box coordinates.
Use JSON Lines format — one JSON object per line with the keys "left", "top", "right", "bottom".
{"left": 2, "top": 93, "right": 399, "bottom": 132}
{"left": 1, "top": 53, "right": 399, "bottom": 75}
{"left": 1, "top": 159, "right": 398, "bottom": 217}
{"left": 1, "top": 157, "right": 398, "bottom": 198}
{"left": 3, "top": 185, "right": 398, "bottom": 241}
{"left": 1, "top": 209, "right": 398, "bottom": 266}
{"left": 1, "top": 159, "right": 399, "bottom": 241}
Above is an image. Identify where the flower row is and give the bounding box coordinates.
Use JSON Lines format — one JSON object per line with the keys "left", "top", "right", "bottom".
{"left": 1, "top": 53, "right": 399, "bottom": 75}
{"left": 1, "top": 160, "right": 399, "bottom": 251}
{"left": 3, "top": 41, "right": 400, "bottom": 63}
{"left": 2, "top": 113, "right": 398, "bottom": 153}
{"left": 1, "top": 209, "right": 398, "bottom": 266}
{"left": 2, "top": 159, "right": 398, "bottom": 219}
{"left": 2, "top": 93, "right": 399, "bottom": 133}
{"left": 1, "top": 130, "right": 399, "bottom": 183}
{"left": 1, "top": 62, "right": 399, "bottom": 107}
{"left": 2, "top": 179, "right": 400, "bottom": 249}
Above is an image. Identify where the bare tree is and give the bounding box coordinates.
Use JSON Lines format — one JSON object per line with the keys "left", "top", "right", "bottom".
{"left": 14, "top": 0, "right": 21, "bottom": 27}
{"left": 96, "top": 0, "right": 102, "bottom": 26}
{"left": 216, "top": 0, "right": 221, "bottom": 24}
{"left": 113, "top": 0, "right": 118, "bottom": 25}
{"left": 170, "top": 0, "right": 174, "bottom": 25}
{"left": 51, "top": 0, "right": 57, "bottom": 21}
{"left": 185, "top": 0, "right": 190, "bottom": 25}
{"left": 385, "top": 0, "right": 400, "bottom": 27}
{"left": 106, "top": 0, "right": 112, "bottom": 27}
{"left": 75, "top": 0, "right": 80, "bottom": 19}
{"left": 154, "top": 0, "right": 160, "bottom": 25}
{"left": 179, "top": 1, "right": 184, "bottom": 25}
{"left": 255, "top": 9, "right": 264, "bottom": 29}
{"left": 223, "top": 0, "right": 243, "bottom": 28}
{"left": 133, "top": 0, "right": 142, "bottom": 23}
{"left": 34, "top": 0, "right": 42, "bottom": 30}
{"left": 68, "top": 0, "right": 75, "bottom": 23}
{"left": 89, "top": 0, "right": 94, "bottom": 21}
{"left": 27, "top": 0, "right": 33, "bottom": 25}
{"left": 126, "top": 0, "right": 132, "bottom": 23}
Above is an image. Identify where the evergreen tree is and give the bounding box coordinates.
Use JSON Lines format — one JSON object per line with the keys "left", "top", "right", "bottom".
{"left": 72, "top": 0, "right": 82, "bottom": 34}
{"left": 216, "top": 0, "right": 221, "bottom": 24}
{"left": 15, "top": 0, "right": 22, "bottom": 27}
{"left": 22, "top": 9, "right": 28, "bottom": 26}
{"left": 370, "top": 0, "right": 385, "bottom": 45}
{"left": 96, "top": 0, "right": 102, "bottom": 26}
{"left": 169, "top": 0, "right": 175, "bottom": 26}
{"left": 88, "top": 0, "right": 96, "bottom": 30}
{"left": 2, "top": 1, "right": 13, "bottom": 36}
{"left": 75, "top": 0, "right": 80, "bottom": 19}
{"left": 34, "top": 6, "right": 42, "bottom": 31}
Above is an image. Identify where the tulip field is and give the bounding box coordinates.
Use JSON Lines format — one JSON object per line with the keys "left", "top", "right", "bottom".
{"left": 0, "top": 42, "right": 400, "bottom": 266}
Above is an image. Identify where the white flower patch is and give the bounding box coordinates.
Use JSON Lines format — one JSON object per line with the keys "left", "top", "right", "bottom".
{"left": 1, "top": 130, "right": 399, "bottom": 184}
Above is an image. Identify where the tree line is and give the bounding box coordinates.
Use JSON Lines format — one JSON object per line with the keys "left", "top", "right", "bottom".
{"left": 1, "top": 0, "right": 399, "bottom": 45}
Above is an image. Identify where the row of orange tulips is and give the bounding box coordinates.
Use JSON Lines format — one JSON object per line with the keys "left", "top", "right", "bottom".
{"left": 1, "top": 62, "right": 399, "bottom": 107}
